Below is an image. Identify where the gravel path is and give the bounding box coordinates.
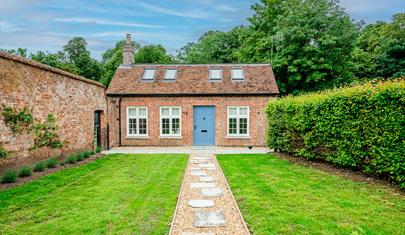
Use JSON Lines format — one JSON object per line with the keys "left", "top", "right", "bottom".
{"left": 170, "top": 154, "right": 249, "bottom": 235}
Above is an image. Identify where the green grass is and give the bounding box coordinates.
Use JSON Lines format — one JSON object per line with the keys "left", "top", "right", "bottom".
{"left": 217, "top": 154, "right": 405, "bottom": 235}
{"left": 0, "top": 154, "right": 187, "bottom": 234}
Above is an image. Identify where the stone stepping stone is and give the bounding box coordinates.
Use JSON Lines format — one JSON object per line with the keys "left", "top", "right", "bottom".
{"left": 188, "top": 199, "right": 215, "bottom": 208}
{"left": 190, "top": 167, "right": 202, "bottom": 170}
{"left": 205, "top": 167, "right": 216, "bottom": 171}
{"left": 191, "top": 170, "right": 207, "bottom": 176}
{"left": 191, "top": 160, "right": 208, "bottom": 164}
{"left": 201, "top": 187, "right": 223, "bottom": 197}
{"left": 200, "top": 176, "right": 214, "bottom": 182}
{"left": 198, "top": 164, "right": 215, "bottom": 168}
{"left": 193, "top": 210, "right": 225, "bottom": 227}
{"left": 181, "top": 233, "right": 214, "bottom": 235}
{"left": 190, "top": 182, "right": 216, "bottom": 188}
{"left": 192, "top": 157, "right": 210, "bottom": 160}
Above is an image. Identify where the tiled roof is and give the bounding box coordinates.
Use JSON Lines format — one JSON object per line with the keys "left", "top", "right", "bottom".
{"left": 106, "top": 64, "right": 279, "bottom": 96}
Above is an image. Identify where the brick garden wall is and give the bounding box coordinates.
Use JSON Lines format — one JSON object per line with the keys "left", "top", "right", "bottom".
{"left": 0, "top": 52, "right": 107, "bottom": 170}
{"left": 107, "top": 96, "right": 273, "bottom": 147}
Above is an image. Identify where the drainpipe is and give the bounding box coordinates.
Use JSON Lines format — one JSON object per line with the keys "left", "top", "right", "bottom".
{"left": 118, "top": 97, "right": 123, "bottom": 147}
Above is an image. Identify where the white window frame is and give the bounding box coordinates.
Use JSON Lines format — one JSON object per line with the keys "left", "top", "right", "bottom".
{"left": 126, "top": 106, "right": 148, "bottom": 138}
{"left": 142, "top": 68, "right": 156, "bottom": 81}
{"left": 160, "top": 106, "right": 182, "bottom": 137}
{"left": 227, "top": 106, "right": 250, "bottom": 138}
{"left": 209, "top": 68, "right": 222, "bottom": 81}
{"left": 164, "top": 68, "right": 177, "bottom": 81}
{"left": 231, "top": 68, "right": 245, "bottom": 81}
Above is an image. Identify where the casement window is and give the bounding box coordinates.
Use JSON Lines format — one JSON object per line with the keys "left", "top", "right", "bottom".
{"left": 127, "top": 107, "right": 148, "bottom": 137}
{"left": 231, "top": 68, "right": 245, "bottom": 81}
{"left": 142, "top": 68, "right": 156, "bottom": 81}
{"left": 164, "top": 69, "right": 177, "bottom": 81}
{"left": 160, "top": 107, "right": 181, "bottom": 137}
{"left": 227, "top": 106, "right": 249, "bottom": 137}
{"left": 209, "top": 68, "right": 222, "bottom": 81}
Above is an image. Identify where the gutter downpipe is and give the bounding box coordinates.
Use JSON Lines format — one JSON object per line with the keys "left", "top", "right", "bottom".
{"left": 118, "top": 96, "right": 123, "bottom": 147}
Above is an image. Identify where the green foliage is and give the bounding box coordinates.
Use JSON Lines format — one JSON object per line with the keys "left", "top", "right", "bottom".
{"left": 46, "top": 158, "right": 58, "bottom": 168}
{"left": 1, "top": 170, "right": 18, "bottom": 183}
{"left": 266, "top": 79, "right": 405, "bottom": 186}
{"left": 90, "top": 150, "right": 96, "bottom": 155}
{"left": 95, "top": 146, "right": 102, "bottom": 153}
{"left": 76, "top": 153, "right": 85, "bottom": 161}
{"left": 33, "top": 162, "right": 46, "bottom": 172}
{"left": 135, "top": 44, "right": 174, "bottom": 64}
{"left": 65, "top": 155, "right": 77, "bottom": 164}
{"left": 18, "top": 166, "right": 32, "bottom": 177}
{"left": 30, "top": 50, "right": 80, "bottom": 74}
{"left": 83, "top": 151, "right": 91, "bottom": 158}
{"left": 31, "top": 114, "right": 64, "bottom": 151}
{"left": 1, "top": 106, "right": 34, "bottom": 134}
{"left": 0, "top": 145, "right": 10, "bottom": 158}
{"left": 0, "top": 48, "right": 27, "bottom": 57}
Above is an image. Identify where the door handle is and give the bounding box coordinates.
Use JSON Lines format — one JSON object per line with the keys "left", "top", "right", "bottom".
{"left": 201, "top": 130, "right": 207, "bottom": 133}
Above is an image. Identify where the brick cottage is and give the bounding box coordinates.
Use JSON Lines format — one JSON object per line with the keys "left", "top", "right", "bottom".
{"left": 106, "top": 34, "right": 279, "bottom": 147}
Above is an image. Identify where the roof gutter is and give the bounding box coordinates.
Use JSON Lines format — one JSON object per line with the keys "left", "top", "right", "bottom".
{"left": 106, "top": 93, "right": 279, "bottom": 97}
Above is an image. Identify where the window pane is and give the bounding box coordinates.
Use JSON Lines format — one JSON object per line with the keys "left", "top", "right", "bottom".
{"left": 139, "top": 118, "right": 147, "bottom": 134}
{"left": 129, "top": 118, "right": 137, "bottom": 134}
{"left": 138, "top": 108, "right": 147, "bottom": 116}
{"left": 162, "top": 108, "right": 170, "bottom": 116}
{"left": 172, "top": 118, "right": 180, "bottom": 134}
{"left": 229, "top": 118, "right": 237, "bottom": 134}
{"left": 232, "top": 68, "right": 244, "bottom": 80}
{"left": 172, "top": 107, "right": 180, "bottom": 116}
{"left": 239, "top": 107, "right": 248, "bottom": 116}
{"left": 164, "top": 69, "right": 176, "bottom": 80}
{"left": 162, "top": 118, "right": 170, "bottom": 134}
{"left": 143, "top": 69, "right": 156, "bottom": 80}
{"left": 239, "top": 118, "right": 248, "bottom": 134}
{"left": 210, "top": 68, "right": 222, "bottom": 80}
{"left": 229, "top": 108, "right": 237, "bottom": 116}
{"left": 128, "top": 108, "right": 137, "bottom": 117}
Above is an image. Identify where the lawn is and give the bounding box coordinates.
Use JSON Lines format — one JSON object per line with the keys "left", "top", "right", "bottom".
{"left": 217, "top": 154, "right": 405, "bottom": 235}
{"left": 0, "top": 154, "right": 188, "bottom": 234}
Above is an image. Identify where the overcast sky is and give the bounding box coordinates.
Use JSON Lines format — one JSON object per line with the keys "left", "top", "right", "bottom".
{"left": 1, "top": 0, "right": 404, "bottom": 60}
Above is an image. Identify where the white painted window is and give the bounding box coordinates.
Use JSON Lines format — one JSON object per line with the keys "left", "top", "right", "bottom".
{"left": 231, "top": 68, "right": 245, "bottom": 81}
{"left": 227, "top": 106, "right": 249, "bottom": 137}
{"left": 160, "top": 107, "right": 181, "bottom": 137}
{"left": 164, "top": 69, "right": 177, "bottom": 81}
{"left": 127, "top": 107, "right": 148, "bottom": 137}
{"left": 142, "top": 68, "right": 156, "bottom": 81}
{"left": 209, "top": 68, "right": 222, "bottom": 81}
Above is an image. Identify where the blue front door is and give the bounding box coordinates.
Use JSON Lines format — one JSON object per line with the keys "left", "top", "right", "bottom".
{"left": 193, "top": 106, "right": 215, "bottom": 146}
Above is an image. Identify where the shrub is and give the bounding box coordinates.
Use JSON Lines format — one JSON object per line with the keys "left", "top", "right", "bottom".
{"left": 83, "top": 151, "right": 91, "bottom": 158}
{"left": 18, "top": 166, "right": 32, "bottom": 177}
{"left": 266, "top": 79, "right": 405, "bottom": 188}
{"left": 90, "top": 150, "right": 96, "bottom": 155}
{"left": 76, "top": 153, "right": 84, "bottom": 161}
{"left": 46, "top": 158, "right": 58, "bottom": 168}
{"left": 95, "top": 146, "right": 102, "bottom": 153}
{"left": 33, "top": 162, "right": 46, "bottom": 172}
{"left": 65, "top": 155, "right": 77, "bottom": 164}
{"left": 1, "top": 169, "right": 17, "bottom": 183}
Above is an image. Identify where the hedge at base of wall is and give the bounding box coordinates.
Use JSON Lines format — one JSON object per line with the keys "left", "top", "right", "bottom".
{"left": 266, "top": 79, "right": 405, "bottom": 188}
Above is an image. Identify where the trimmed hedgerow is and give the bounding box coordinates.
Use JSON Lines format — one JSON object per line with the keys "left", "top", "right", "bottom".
{"left": 33, "top": 162, "right": 46, "bottom": 172}
{"left": 46, "top": 158, "right": 58, "bottom": 168}
{"left": 76, "top": 153, "right": 84, "bottom": 161}
{"left": 18, "top": 166, "right": 32, "bottom": 177}
{"left": 266, "top": 79, "right": 405, "bottom": 188}
{"left": 1, "top": 169, "right": 18, "bottom": 183}
{"left": 64, "top": 155, "right": 77, "bottom": 164}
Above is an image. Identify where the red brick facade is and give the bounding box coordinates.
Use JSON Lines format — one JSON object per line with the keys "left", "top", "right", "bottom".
{"left": 0, "top": 52, "right": 107, "bottom": 170}
{"left": 107, "top": 96, "right": 273, "bottom": 147}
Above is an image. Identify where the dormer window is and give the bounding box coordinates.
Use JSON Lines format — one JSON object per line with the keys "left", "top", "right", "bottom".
{"left": 164, "top": 69, "right": 177, "bottom": 81}
{"left": 142, "top": 68, "right": 156, "bottom": 81}
{"left": 210, "top": 68, "right": 222, "bottom": 81}
{"left": 231, "top": 68, "right": 244, "bottom": 81}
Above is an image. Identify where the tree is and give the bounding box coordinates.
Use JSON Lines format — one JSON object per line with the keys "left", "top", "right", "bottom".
{"left": 237, "top": 0, "right": 359, "bottom": 93}
{"left": 135, "top": 44, "right": 173, "bottom": 64}
{"left": 63, "top": 37, "right": 101, "bottom": 81}
{"left": 177, "top": 27, "right": 250, "bottom": 63}
{"left": 30, "top": 51, "right": 79, "bottom": 74}
{"left": 353, "top": 13, "right": 405, "bottom": 78}
{"left": 1, "top": 48, "right": 28, "bottom": 57}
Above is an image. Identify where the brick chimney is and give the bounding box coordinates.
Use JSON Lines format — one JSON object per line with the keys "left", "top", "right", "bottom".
{"left": 122, "top": 33, "right": 134, "bottom": 65}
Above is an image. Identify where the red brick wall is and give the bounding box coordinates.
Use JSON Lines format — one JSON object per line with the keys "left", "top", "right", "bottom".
{"left": 0, "top": 53, "right": 107, "bottom": 169}
{"left": 108, "top": 96, "right": 273, "bottom": 147}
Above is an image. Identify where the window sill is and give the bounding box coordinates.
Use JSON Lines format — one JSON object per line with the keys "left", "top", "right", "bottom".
{"left": 159, "top": 136, "right": 182, "bottom": 139}
{"left": 226, "top": 135, "right": 250, "bottom": 139}
{"left": 126, "top": 136, "right": 149, "bottom": 139}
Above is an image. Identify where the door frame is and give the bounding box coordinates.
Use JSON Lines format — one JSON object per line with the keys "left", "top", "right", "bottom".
{"left": 193, "top": 105, "right": 216, "bottom": 146}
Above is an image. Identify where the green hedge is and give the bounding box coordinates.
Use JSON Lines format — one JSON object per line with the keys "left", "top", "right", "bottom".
{"left": 266, "top": 79, "right": 405, "bottom": 187}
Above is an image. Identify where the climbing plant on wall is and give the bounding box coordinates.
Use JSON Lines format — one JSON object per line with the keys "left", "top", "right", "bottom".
{"left": 0, "top": 145, "right": 10, "bottom": 158}
{"left": 2, "top": 106, "right": 33, "bottom": 134}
